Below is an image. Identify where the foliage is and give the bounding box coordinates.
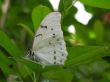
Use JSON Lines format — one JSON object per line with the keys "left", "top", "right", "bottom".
{"left": 0, "top": 0, "right": 110, "bottom": 82}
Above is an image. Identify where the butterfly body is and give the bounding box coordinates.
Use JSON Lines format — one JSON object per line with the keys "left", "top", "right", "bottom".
{"left": 28, "top": 12, "right": 68, "bottom": 65}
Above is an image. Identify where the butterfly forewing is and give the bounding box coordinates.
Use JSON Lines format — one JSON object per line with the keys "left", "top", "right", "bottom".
{"left": 32, "top": 12, "right": 68, "bottom": 65}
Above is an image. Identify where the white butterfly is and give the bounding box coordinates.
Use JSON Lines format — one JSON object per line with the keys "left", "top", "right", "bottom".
{"left": 27, "top": 12, "right": 68, "bottom": 65}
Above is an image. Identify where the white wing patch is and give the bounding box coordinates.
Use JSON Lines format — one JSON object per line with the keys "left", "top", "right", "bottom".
{"left": 31, "top": 12, "right": 68, "bottom": 65}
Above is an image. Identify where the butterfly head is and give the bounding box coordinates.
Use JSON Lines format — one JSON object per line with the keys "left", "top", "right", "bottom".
{"left": 26, "top": 48, "right": 35, "bottom": 60}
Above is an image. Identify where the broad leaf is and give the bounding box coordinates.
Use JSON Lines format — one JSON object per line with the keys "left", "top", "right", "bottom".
{"left": 80, "top": 0, "right": 110, "bottom": 9}
{"left": 32, "top": 5, "right": 51, "bottom": 31}
{"left": 42, "top": 69, "right": 73, "bottom": 82}
{"left": 66, "top": 46, "right": 109, "bottom": 66}
{"left": 94, "top": 20, "right": 104, "bottom": 44}
{"left": 74, "top": 23, "right": 90, "bottom": 45}
{"left": 0, "top": 31, "right": 22, "bottom": 59}
{"left": 0, "top": 51, "right": 14, "bottom": 75}
{"left": 18, "top": 23, "right": 34, "bottom": 36}
{"left": 18, "top": 58, "right": 42, "bottom": 72}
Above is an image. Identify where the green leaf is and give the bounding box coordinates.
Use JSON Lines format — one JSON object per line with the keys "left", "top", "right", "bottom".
{"left": 74, "top": 23, "right": 90, "bottom": 45}
{"left": 18, "top": 58, "right": 42, "bottom": 72}
{"left": 66, "top": 46, "right": 109, "bottom": 66}
{"left": 17, "top": 62, "right": 33, "bottom": 78}
{"left": 18, "top": 23, "right": 34, "bottom": 36}
{"left": 0, "top": 51, "right": 13, "bottom": 65}
{"left": 43, "top": 65, "right": 63, "bottom": 72}
{"left": 0, "top": 31, "right": 22, "bottom": 59}
{"left": 42, "top": 69, "right": 73, "bottom": 82}
{"left": 59, "top": 0, "right": 77, "bottom": 36}
{"left": 94, "top": 20, "right": 104, "bottom": 43}
{"left": 0, "top": 51, "right": 14, "bottom": 75}
{"left": 32, "top": 5, "right": 51, "bottom": 31}
{"left": 61, "top": 7, "right": 77, "bottom": 26}
{"left": 26, "top": 0, "right": 53, "bottom": 10}
{"left": 59, "top": 0, "right": 73, "bottom": 13}
{"left": 80, "top": 0, "right": 110, "bottom": 9}
{"left": 0, "top": 62, "right": 14, "bottom": 75}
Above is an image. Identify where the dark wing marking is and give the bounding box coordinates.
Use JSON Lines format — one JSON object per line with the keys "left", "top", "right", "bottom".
{"left": 54, "top": 61, "right": 56, "bottom": 64}
{"left": 41, "top": 25, "right": 47, "bottom": 28}
{"left": 51, "top": 28, "right": 53, "bottom": 30}
{"left": 36, "top": 34, "right": 42, "bottom": 37}
{"left": 53, "top": 34, "right": 55, "bottom": 38}
{"left": 54, "top": 56, "right": 56, "bottom": 60}
{"left": 54, "top": 51, "right": 56, "bottom": 54}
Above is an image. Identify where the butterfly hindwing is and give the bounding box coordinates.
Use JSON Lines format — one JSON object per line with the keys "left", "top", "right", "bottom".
{"left": 32, "top": 12, "right": 68, "bottom": 65}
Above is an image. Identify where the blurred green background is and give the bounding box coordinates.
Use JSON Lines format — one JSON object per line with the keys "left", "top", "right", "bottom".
{"left": 0, "top": 0, "right": 110, "bottom": 82}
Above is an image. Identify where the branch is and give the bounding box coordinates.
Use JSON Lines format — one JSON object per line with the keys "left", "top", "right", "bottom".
{"left": 0, "top": 0, "right": 10, "bottom": 28}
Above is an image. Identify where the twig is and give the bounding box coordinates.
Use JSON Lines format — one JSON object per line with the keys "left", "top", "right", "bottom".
{"left": 0, "top": 0, "right": 10, "bottom": 28}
